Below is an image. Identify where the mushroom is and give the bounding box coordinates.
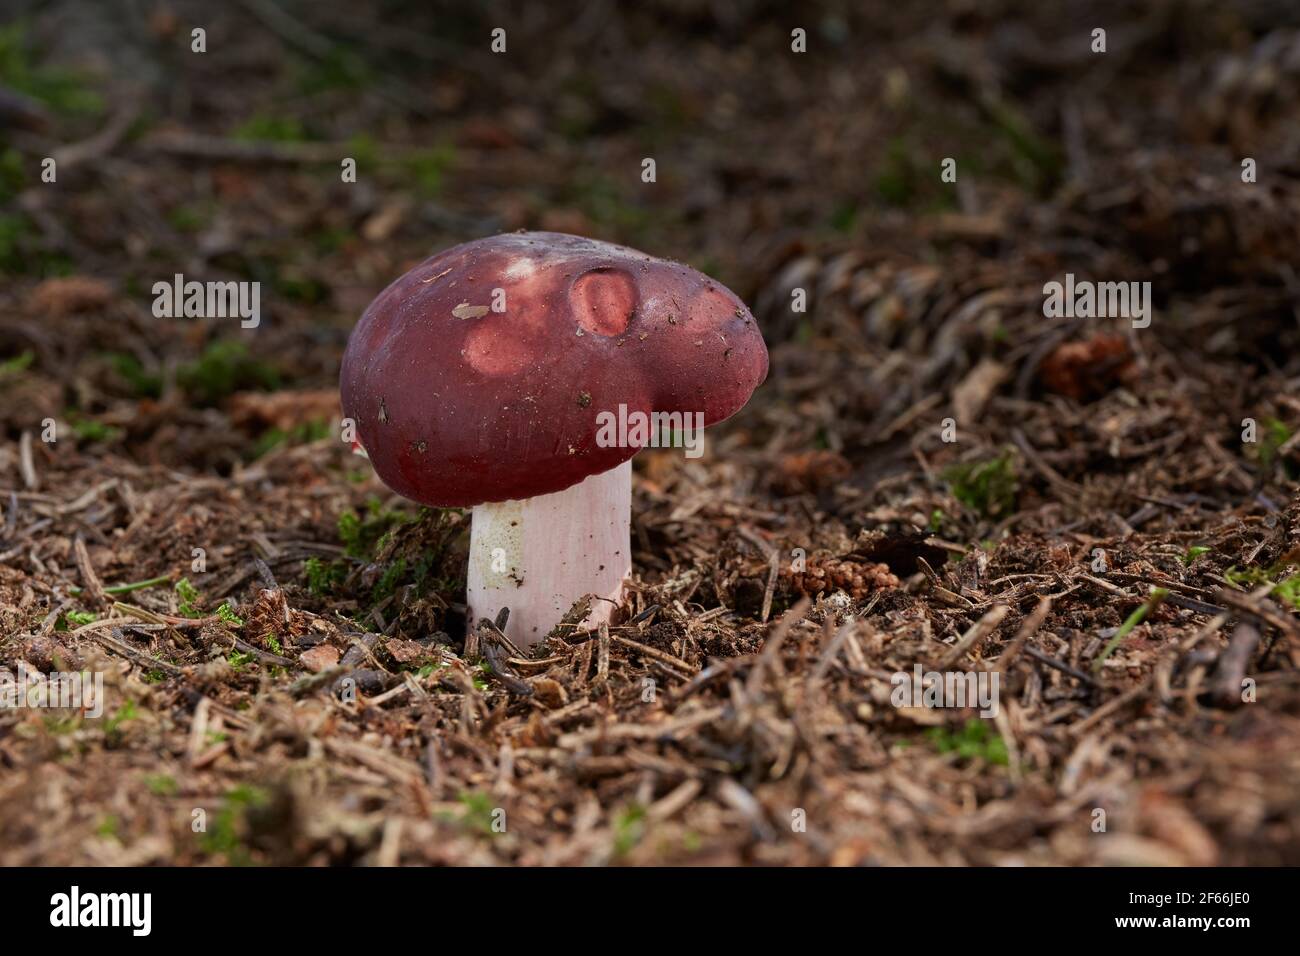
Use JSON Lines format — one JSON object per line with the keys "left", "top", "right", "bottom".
{"left": 340, "top": 232, "right": 768, "bottom": 646}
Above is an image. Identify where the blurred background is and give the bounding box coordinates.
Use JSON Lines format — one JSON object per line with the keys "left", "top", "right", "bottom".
{"left": 2, "top": 0, "right": 1300, "bottom": 865}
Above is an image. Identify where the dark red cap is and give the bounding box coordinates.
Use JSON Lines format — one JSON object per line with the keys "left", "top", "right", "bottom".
{"left": 340, "top": 232, "right": 768, "bottom": 506}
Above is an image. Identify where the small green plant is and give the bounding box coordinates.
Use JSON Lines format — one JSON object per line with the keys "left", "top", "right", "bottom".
{"left": 1272, "top": 575, "right": 1300, "bottom": 610}
{"left": 107, "top": 352, "right": 163, "bottom": 398}
{"left": 71, "top": 574, "right": 170, "bottom": 598}
{"left": 68, "top": 414, "right": 122, "bottom": 443}
{"left": 337, "top": 499, "right": 411, "bottom": 559}
{"left": 216, "top": 603, "right": 243, "bottom": 627}
{"left": 944, "top": 452, "right": 1018, "bottom": 518}
{"left": 926, "top": 718, "right": 1008, "bottom": 765}
{"left": 1225, "top": 566, "right": 1272, "bottom": 588}
{"left": 0, "top": 22, "right": 104, "bottom": 115}
{"left": 399, "top": 144, "right": 456, "bottom": 198}
{"left": 292, "top": 49, "right": 371, "bottom": 94}
{"left": 175, "top": 578, "right": 202, "bottom": 617}
{"left": 263, "top": 633, "right": 282, "bottom": 655}
{"left": 0, "top": 148, "right": 26, "bottom": 203}
{"left": 233, "top": 113, "right": 306, "bottom": 143}
{"left": 167, "top": 201, "right": 215, "bottom": 233}
{"left": 200, "top": 785, "right": 268, "bottom": 865}
{"left": 874, "top": 136, "right": 921, "bottom": 206}
{"left": 104, "top": 699, "right": 138, "bottom": 735}
{"left": 177, "top": 340, "right": 280, "bottom": 405}
{"left": 64, "top": 610, "right": 97, "bottom": 626}
{"left": 371, "top": 557, "right": 408, "bottom": 604}
{"left": 1181, "top": 546, "right": 1210, "bottom": 565}
{"left": 227, "top": 650, "right": 255, "bottom": 671}
{"left": 613, "top": 804, "right": 647, "bottom": 857}
{"left": 304, "top": 557, "right": 346, "bottom": 596}
{"left": 1255, "top": 417, "right": 1294, "bottom": 477}
{"left": 43, "top": 713, "right": 81, "bottom": 735}
{"left": 0, "top": 349, "right": 34, "bottom": 380}
{"left": 456, "top": 790, "right": 498, "bottom": 836}
{"left": 144, "top": 773, "right": 178, "bottom": 796}
{"left": 251, "top": 419, "right": 330, "bottom": 459}
{"left": 1092, "top": 588, "right": 1169, "bottom": 674}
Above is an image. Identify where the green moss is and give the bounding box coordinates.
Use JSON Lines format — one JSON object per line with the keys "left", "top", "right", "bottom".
{"left": 291, "top": 49, "right": 372, "bottom": 94}
{"left": 177, "top": 340, "right": 281, "bottom": 405}
{"left": 943, "top": 452, "right": 1018, "bottom": 518}
{"left": 167, "top": 201, "right": 215, "bottom": 233}
{"left": 926, "top": 718, "right": 1008, "bottom": 765}
{"left": 0, "top": 211, "right": 72, "bottom": 276}
{"left": 252, "top": 419, "right": 330, "bottom": 459}
{"left": 337, "top": 499, "right": 411, "bottom": 559}
{"left": 68, "top": 414, "right": 122, "bottom": 444}
{"left": 613, "top": 803, "right": 647, "bottom": 857}
{"left": 104, "top": 699, "right": 138, "bottom": 735}
{"left": 398, "top": 144, "right": 456, "bottom": 198}
{"left": 874, "top": 137, "right": 921, "bottom": 206}
{"left": 107, "top": 352, "right": 163, "bottom": 398}
{"left": 175, "top": 578, "right": 202, "bottom": 618}
{"left": 0, "top": 147, "right": 26, "bottom": 202}
{"left": 232, "top": 113, "right": 307, "bottom": 143}
{"left": 1256, "top": 417, "right": 1292, "bottom": 475}
{"left": 304, "top": 556, "right": 347, "bottom": 596}
{"left": 828, "top": 201, "right": 859, "bottom": 232}
{"left": 0, "top": 22, "right": 103, "bottom": 116}
{"left": 0, "top": 349, "right": 34, "bottom": 379}
{"left": 144, "top": 773, "right": 178, "bottom": 796}
{"left": 1271, "top": 575, "right": 1300, "bottom": 610}
{"left": 455, "top": 790, "right": 499, "bottom": 836}
{"left": 199, "top": 785, "right": 268, "bottom": 865}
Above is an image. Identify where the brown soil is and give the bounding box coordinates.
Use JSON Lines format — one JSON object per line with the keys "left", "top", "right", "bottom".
{"left": 1, "top": 0, "right": 1299, "bottom": 865}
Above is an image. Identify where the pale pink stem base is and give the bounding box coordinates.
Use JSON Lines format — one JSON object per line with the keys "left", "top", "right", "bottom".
{"left": 467, "top": 459, "right": 631, "bottom": 648}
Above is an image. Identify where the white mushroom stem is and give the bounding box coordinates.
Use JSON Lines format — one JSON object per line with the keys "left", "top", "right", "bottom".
{"left": 467, "top": 459, "right": 631, "bottom": 648}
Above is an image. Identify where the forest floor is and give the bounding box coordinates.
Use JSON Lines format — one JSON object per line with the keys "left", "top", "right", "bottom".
{"left": 1, "top": 0, "right": 1299, "bottom": 864}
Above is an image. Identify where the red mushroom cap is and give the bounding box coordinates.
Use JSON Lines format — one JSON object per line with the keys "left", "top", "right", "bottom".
{"left": 340, "top": 232, "right": 768, "bottom": 507}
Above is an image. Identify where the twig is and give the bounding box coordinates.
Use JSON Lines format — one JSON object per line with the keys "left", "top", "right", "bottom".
{"left": 72, "top": 535, "right": 108, "bottom": 610}
{"left": 18, "top": 431, "right": 38, "bottom": 491}
{"left": 994, "top": 596, "right": 1052, "bottom": 672}
{"left": 86, "top": 627, "right": 184, "bottom": 676}
{"left": 935, "top": 604, "right": 1009, "bottom": 670}
{"left": 1024, "top": 645, "right": 1098, "bottom": 686}
{"left": 52, "top": 103, "right": 140, "bottom": 170}
{"left": 230, "top": 635, "right": 296, "bottom": 668}
{"left": 745, "top": 597, "right": 810, "bottom": 696}
{"left": 70, "top": 574, "right": 172, "bottom": 597}
{"left": 1210, "top": 622, "right": 1261, "bottom": 709}
{"left": 596, "top": 622, "right": 610, "bottom": 683}
{"left": 610, "top": 634, "right": 696, "bottom": 676}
